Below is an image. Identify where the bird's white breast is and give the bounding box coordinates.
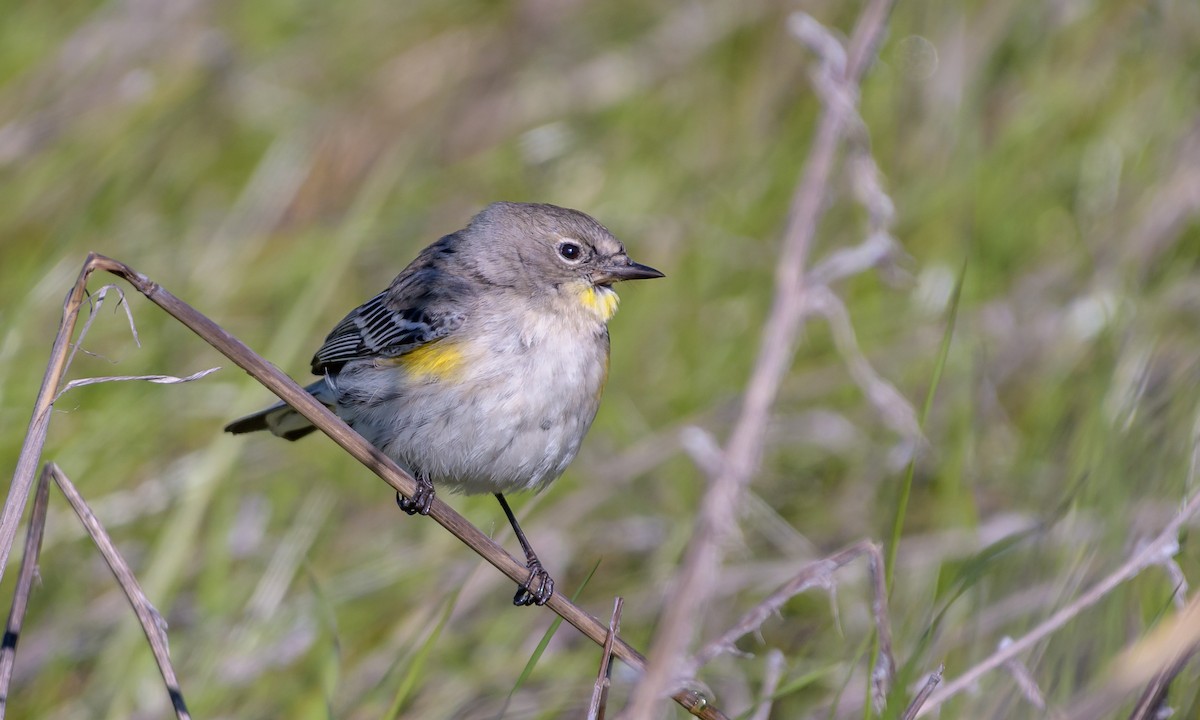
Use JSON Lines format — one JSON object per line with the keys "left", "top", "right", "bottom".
{"left": 333, "top": 300, "right": 610, "bottom": 495}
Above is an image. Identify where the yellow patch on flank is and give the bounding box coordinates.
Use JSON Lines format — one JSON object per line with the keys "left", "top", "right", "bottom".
{"left": 388, "top": 342, "right": 465, "bottom": 381}
{"left": 580, "top": 285, "right": 620, "bottom": 322}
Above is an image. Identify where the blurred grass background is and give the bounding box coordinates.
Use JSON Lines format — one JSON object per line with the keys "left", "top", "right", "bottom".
{"left": 2, "top": 0, "right": 1199, "bottom": 717}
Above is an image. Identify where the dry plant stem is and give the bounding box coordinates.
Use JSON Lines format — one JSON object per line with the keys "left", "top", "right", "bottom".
{"left": 900, "top": 665, "right": 943, "bottom": 720}
{"left": 588, "top": 597, "right": 624, "bottom": 720}
{"left": 0, "top": 258, "right": 95, "bottom": 585}
{"left": 1067, "top": 591, "right": 1200, "bottom": 720}
{"left": 747, "top": 650, "right": 785, "bottom": 720}
{"left": 47, "top": 463, "right": 190, "bottom": 719}
{"left": 626, "top": 1, "right": 896, "bottom": 715}
{"left": 0, "top": 468, "right": 51, "bottom": 719}
{"left": 1127, "top": 653, "right": 1191, "bottom": 720}
{"left": 999, "top": 638, "right": 1047, "bottom": 711}
{"left": 918, "top": 488, "right": 1200, "bottom": 716}
{"left": 1129, "top": 561, "right": 1199, "bottom": 718}
{"left": 689, "top": 540, "right": 895, "bottom": 684}
{"left": 33, "top": 254, "right": 724, "bottom": 720}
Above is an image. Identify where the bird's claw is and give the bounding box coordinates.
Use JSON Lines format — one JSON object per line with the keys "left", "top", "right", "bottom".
{"left": 395, "top": 481, "right": 434, "bottom": 516}
{"left": 512, "top": 560, "right": 554, "bottom": 606}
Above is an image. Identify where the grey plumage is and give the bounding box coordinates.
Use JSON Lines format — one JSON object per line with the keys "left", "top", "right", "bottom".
{"left": 226, "top": 201, "right": 662, "bottom": 496}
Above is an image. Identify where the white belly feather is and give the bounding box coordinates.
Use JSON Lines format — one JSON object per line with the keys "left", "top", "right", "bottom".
{"left": 332, "top": 308, "right": 609, "bottom": 494}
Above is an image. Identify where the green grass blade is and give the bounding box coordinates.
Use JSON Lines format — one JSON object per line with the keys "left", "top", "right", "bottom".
{"left": 869, "top": 256, "right": 966, "bottom": 720}
{"left": 886, "top": 256, "right": 968, "bottom": 590}
{"left": 732, "top": 663, "right": 836, "bottom": 720}
{"left": 384, "top": 582, "right": 466, "bottom": 720}
{"left": 496, "top": 559, "right": 602, "bottom": 719}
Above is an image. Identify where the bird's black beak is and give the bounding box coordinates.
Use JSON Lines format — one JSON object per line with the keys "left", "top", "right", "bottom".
{"left": 592, "top": 255, "right": 665, "bottom": 285}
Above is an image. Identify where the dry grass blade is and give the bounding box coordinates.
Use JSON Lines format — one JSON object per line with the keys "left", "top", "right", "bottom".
{"left": 587, "top": 597, "right": 624, "bottom": 720}
{"left": 866, "top": 540, "right": 897, "bottom": 707}
{"left": 919, "top": 488, "right": 1200, "bottom": 716}
{"left": 0, "top": 467, "right": 51, "bottom": 720}
{"left": 1126, "top": 653, "right": 1193, "bottom": 720}
{"left": 998, "top": 637, "right": 1047, "bottom": 711}
{"left": 747, "top": 649, "right": 785, "bottom": 720}
{"left": 53, "top": 367, "right": 220, "bottom": 402}
{"left": 626, "top": 1, "right": 897, "bottom": 715}
{"left": 0, "top": 281, "right": 145, "bottom": 582}
{"left": 806, "top": 288, "right": 920, "bottom": 443}
{"left": 901, "top": 665, "right": 943, "bottom": 720}
{"left": 46, "top": 463, "right": 189, "bottom": 719}
{"left": 1127, "top": 562, "right": 1197, "bottom": 720}
{"left": 0, "top": 259, "right": 97, "bottom": 584}
{"left": 36, "top": 253, "right": 727, "bottom": 719}
{"left": 1065, "top": 590, "right": 1200, "bottom": 720}
{"left": 689, "top": 540, "right": 894, "bottom": 680}
{"left": 66, "top": 284, "right": 141, "bottom": 370}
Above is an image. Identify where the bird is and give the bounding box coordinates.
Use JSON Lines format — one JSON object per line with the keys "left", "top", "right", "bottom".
{"left": 225, "top": 202, "right": 663, "bottom": 606}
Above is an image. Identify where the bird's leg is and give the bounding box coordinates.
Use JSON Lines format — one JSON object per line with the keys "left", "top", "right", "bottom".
{"left": 495, "top": 493, "right": 554, "bottom": 606}
{"left": 395, "top": 471, "right": 435, "bottom": 516}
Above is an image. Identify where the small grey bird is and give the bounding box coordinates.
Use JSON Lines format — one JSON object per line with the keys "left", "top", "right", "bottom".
{"left": 226, "top": 202, "right": 663, "bottom": 605}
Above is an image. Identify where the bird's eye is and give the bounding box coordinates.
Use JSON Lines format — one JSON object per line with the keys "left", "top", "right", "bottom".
{"left": 557, "top": 241, "right": 583, "bottom": 262}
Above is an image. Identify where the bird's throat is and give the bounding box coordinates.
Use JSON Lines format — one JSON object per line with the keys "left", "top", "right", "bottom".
{"left": 579, "top": 285, "right": 620, "bottom": 322}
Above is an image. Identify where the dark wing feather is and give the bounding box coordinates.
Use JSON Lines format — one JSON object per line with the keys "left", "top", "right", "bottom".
{"left": 310, "top": 240, "right": 472, "bottom": 374}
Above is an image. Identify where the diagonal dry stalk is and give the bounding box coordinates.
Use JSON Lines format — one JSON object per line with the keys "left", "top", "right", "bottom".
{"left": 746, "top": 650, "right": 785, "bottom": 720}
{"left": 687, "top": 539, "right": 895, "bottom": 697}
{"left": 997, "top": 637, "right": 1047, "bottom": 712}
{"left": 681, "top": 541, "right": 897, "bottom": 716}
{"left": 0, "top": 258, "right": 96, "bottom": 582}
{"left": 1064, "top": 589, "right": 1200, "bottom": 720}
{"left": 0, "top": 253, "right": 729, "bottom": 720}
{"left": 626, "top": 0, "right": 898, "bottom": 715}
{"left": 47, "top": 463, "right": 190, "bottom": 720}
{"left": 0, "top": 467, "right": 51, "bottom": 719}
{"left": 588, "top": 597, "right": 624, "bottom": 720}
{"left": 919, "top": 487, "right": 1200, "bottom": 717}
{"left": 1126, "top": 651, "right": 1195, "bottom": 720}
{"left": 1062, "top": 582, "right": 1200, "bottom": 720}
{"left": 900, "top": 665, "right": 943, "bottom": 720}
{"left": 0, "top": 463, "right": 191, "bottom": 720}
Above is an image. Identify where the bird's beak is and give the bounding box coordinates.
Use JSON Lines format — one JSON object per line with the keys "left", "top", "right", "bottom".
{"left": 592, "top": 255, "right": 665, "bottom": 285}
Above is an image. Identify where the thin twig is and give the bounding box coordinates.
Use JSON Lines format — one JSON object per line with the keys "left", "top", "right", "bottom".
{"left": 998, "top": 637, "right": 1047, "bottom": 711}
{"left": 626, "top": 2, "right": 896, "bottom": 715}
{"left": 588, "top": 597, "right": 624, "bottom": 720}
{"left": 806, "top": 288, "right": 921, "bottom": 444}
{"left": 66, "top": 284, "right": 141, "bottom": 371}
{"left": 47, "top": 463, "right": 190, "bottom": 719}
{"left": 747, "top": 650, "right": 785, "bottom": 720}
{"left": 689, "top": 540, "right": 893, "bottom": 676}
{"left": 866, "top": 538, "right": 896, "bottom": 707}
{"left": 901, "top": 665, "right": 943, "bottom": 720}
{"left": 919, "top": 488, "right": 1200, "bottom": 715}
{"left": 1128, "top": 556, "right": 1196, "bottom": 720}
{"left": 0, "top": 467, "right": 51, "bottom": 720}
{"left": 1127, "top": 652, "right": 1192, "bottom": 720}
{"left": 16, "top": 253, "right": 727, "bottom": 719}
{"left": 1068, "top": 589, "right": 1200, "bottom": 720}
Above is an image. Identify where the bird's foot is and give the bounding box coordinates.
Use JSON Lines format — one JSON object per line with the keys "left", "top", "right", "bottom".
{"left": 395, "top": 474, "right": 435, "bottom": 516}
{"left": 512, "top": 559, "right": 554, "bottom": 607}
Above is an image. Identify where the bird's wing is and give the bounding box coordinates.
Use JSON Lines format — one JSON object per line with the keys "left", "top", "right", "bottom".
{"left": 310, "top": 244, "right": 472, "bottom": 374}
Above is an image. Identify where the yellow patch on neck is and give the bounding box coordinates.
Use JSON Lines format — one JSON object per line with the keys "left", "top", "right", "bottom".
{"left": 580, "top": 285, "right": 620, "bottom": 322}
{"left": 387, "top": 342, "right": 465, "bottom": 381}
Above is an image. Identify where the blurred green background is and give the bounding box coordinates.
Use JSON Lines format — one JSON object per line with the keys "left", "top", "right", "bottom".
{"left": 2, "top": 0, "right": 1199, "bottom": 717}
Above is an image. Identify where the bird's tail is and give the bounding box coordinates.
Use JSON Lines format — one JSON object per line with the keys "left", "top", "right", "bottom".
{"left": 224, "top": 379, "right": 335, "bottom": 441}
